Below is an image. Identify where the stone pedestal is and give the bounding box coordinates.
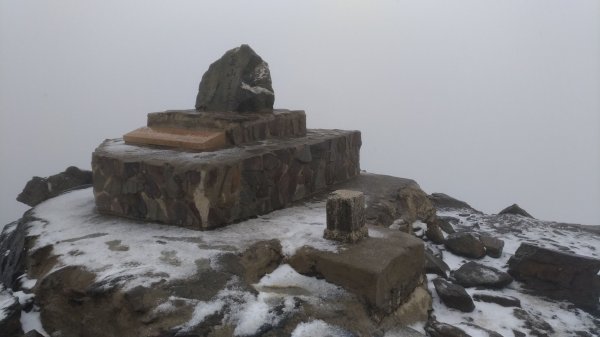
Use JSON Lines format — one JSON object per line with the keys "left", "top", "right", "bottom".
{"left": 92, "top": 129, "right": 361, "bottom": 230}
{"left": 324, "top": 190, "right": 368, "bottom": 243}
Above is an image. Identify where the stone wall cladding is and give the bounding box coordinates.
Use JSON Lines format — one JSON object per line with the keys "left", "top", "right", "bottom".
{"left": 147, "top": 109, "right": 306, "bottom": 146}
{"left": 92, "top": 129, "right": 361, "bottom": 230}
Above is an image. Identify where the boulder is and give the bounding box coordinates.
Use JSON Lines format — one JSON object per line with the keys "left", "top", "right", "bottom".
{"left": 479, "top": 235, "right": 504, "bottom": 258}
{"left": 425, "top": 222, "right": 445, "bottom": 244}
{"left": 472, "top": 293, "right": 521, "bottom": 307}
{"left": 425, "top": 320, "right": 472, "bottom": 337}
{"left": 513, "top": 308, "right": 554, "bottom": 336}
{"left": 195, "top": 44, "right": 274, "bottom": 112}
{"left": 444, "top": 232, "right": 486, "bottom": 259}
{"left": 498, "top": 204, "right": 534, "bottom": 218}
{"left": 238, "top": 239, "right": 283, "bottom": 283}
{"left": 453, "top": 261, "right": 513, "bottom": 289}
{"left": 17, "top": 166, "right": 92, "bottom": 206}
{"left": 508, "top": 243, "right": 600, "bottom": 312}
{"left": 425, "top": 249, "right": 450, "bottom": 278}
{"left": 436, "top": 216, "right": 457, "bottom": 234}
{"left": 428, "top": 193, "right": 475, "bottom": 211}
{"left": 0, "top": 219, "right": 27, "bottom": 289}
{"left": 0, "top": 287, "right": 23, "bottom": 337}
{"left": 432, "top": 278, "right": 475, "bottom": 312}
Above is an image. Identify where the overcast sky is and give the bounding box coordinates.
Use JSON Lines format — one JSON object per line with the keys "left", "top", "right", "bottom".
{"left": 1, "top": 0, "right": 598, "bottom": 227}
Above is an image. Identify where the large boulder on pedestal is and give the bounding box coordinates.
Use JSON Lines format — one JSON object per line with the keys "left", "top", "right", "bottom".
{"left": 195, "top": 44, "right": 274, "bottom": 113}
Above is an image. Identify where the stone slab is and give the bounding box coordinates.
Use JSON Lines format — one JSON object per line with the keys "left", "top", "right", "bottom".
{"left": 123, "top": 127, "right": 226, "bottom": 151}
{"left": 92, "top": 129, "right": 361, "bottom": 230}
{"left": 289, "top": 228, "right": 424, "bottom": 315}
{"left": 147, "top": 109, "right": 306, "bottom": 146}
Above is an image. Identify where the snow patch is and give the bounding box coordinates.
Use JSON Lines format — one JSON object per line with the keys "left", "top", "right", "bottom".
{"left": 290, "top": 319, "right": 348, "bottom": 337}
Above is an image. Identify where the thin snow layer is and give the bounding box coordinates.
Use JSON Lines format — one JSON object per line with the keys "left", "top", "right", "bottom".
{"left": 0, "top": 286, "right": 13, "bottom": 321}
{"left": 21, "top": 308, "right": 50, "bottom": 337}
{"left": 177, "top": 266, "right": 349, "bottom": 336}
{"left": 430, "top": 208, "right": 600, "bottom": 336}
{"left": 290, "top": 320, "right": 349, "bottom": 337}
{"left": 28, "top": 188, "right": 338, "bottom": 290}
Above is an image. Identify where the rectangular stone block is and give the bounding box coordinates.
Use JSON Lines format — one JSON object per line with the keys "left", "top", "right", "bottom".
{"left": 290, "top": 229, "right": 425, "bottom": 315}
{"left": 147, "top": 109, "right": 306, "bottom": 146}
{"left": 324, "top": 190, "right": 367, "bottom": 243}
{"left": 92, "top": 129, "right": 361, "bottom": 230}
{"left": 123, "top": 127, "right": 226, "bottom": 151}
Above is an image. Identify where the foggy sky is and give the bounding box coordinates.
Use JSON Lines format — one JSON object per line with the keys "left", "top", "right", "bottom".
{"left": 1, "top": 0, "right": 599, "bottom": 226}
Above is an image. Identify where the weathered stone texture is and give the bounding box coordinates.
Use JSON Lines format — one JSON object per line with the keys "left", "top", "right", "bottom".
{"left": 508, "top": 243, "right": 600, "bottom": 312}
{"left": 92, "top": 129, "right": 361, "bottom": 230}
{"left": 147, "top": 109, "right": 306, "bottom": 146}
{"left": 195, "top": 44, "right": 274, "bottom": 112}
{"left": 324, "top": 190, "right": 367, "bottom": 243}
{"left": 289, "top": 229, "right": 425, "bottom": 315}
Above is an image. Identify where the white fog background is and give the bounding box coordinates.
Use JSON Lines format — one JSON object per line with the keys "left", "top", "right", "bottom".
{"left": 1, "top": 0, "right": 599, "bottom": 227}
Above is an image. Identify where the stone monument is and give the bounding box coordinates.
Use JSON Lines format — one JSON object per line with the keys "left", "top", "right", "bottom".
{"left": 324, "top": 190, "right": 368, "bottom": 243}
{"left": 92, "top": 45, "right": 362, "bottom": 230}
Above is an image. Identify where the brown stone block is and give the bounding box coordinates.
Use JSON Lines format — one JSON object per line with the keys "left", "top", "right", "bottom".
{"left": 325, "top": 190, "right": 366, "bottom": 236}
{"left": 290, "top": 229, "right": 425, "bottom": 315}
{"left": 123, "top": 127, "right": 226, "bottom": 151}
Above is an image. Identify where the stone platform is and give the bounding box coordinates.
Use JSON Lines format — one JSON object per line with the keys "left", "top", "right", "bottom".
{"left": 146, "top": 109, "right": 306, "bottom": 146}
{"left": 92, "top": 129, "right": 361, "bottom": 230}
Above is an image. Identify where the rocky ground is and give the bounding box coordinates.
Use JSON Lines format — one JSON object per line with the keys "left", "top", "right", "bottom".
{"left": 0, "top": 171, "right": 599, "bottom": 337}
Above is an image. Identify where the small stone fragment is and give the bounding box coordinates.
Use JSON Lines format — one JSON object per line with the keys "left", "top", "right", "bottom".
{"left": 444, "top": 232, "right": 486, "bottom": 259}
{"left": 425, "top": 320, "right": 473, "bottom": 337}
{"left": 513, "top": 308, "right": 554, "bottom": 336}
{"left": 323, "top": 190, "right": 368, "bottom": 243}
{"left": 453, "top": 261, "right": 513, "bottom": 289}
{"left": 195, "top": 44, "right": 274, "bottom": 112}
{"left": 473, "top": 293, "right": 521, "bottom": 307}
{"left": 433, "top": 278, "right": 475, "bottom": 312}
{"left": 479, "top": 235, "right": 504, "bottom": 258}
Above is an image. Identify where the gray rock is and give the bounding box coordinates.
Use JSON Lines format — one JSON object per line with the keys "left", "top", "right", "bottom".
{"left": 25, "top": 331, "right": 47, "bottom": 337}
{"left": 426, "top": 320, "right": 472, "bottom": 337}
{"left": 0, "top": 219, "right": 27, "bottom": 289}
{"left": 479, "top": 235, "right": 504, "bottom": 258}
{"left": 17, "top": 166, "right": 92, "bottom": 206}
{"left": 513, "top": 308, "right": 554, "bottom": 336}
{"left": 508, "top": 243, "right": 600, "bottom": 312}
{"left": 432, "top": 278, "right": 475, "bottom": 312}
{"left": 428, "top": 193, "right": 475, "bottom": 211}
{"left": 425, "top": 222, "right": 445, "bottom": 244}
{"left": 444, "top": 232, "right": 486, "bottom": 259}
{"left": 453, "top": 261, "right": 513, "bottom": 289}
{"left": 473, "top": 293, "right": 521, "bottom": 307}
{"left": 436, "top": 216, "right": 457, "bottom": 234}
{"left": 425, "top": 249, "right": 450, "bottom": 278}
{"left": 0, "top": 288, "right": 23, "bottom": 337}
{"left": 498, "top": 204, "right": 534, "bottom": 218}
{"left": 195, "top": 44, "right": 274, "bottom": 113}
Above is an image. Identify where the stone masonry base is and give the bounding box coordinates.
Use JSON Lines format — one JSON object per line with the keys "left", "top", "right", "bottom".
{"left": 92, "top": 129, "right": 361, "bottom": 230}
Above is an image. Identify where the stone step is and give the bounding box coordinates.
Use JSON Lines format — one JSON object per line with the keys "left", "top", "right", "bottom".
{"left": 146, "top": 109, "right": 306, "bottom": 146}
{"left": 92, "top": 129, "right": 361, "bottom": 230}
{"left": 123, "top": 127, "right": 226, "bottom": 151}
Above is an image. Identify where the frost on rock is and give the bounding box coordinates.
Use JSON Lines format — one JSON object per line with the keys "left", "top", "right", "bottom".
{"left": 28, "top": 188, "right": 338, "bottom": 291}
{"left": 429, "top": 208, "right": 600, "bottom": 336}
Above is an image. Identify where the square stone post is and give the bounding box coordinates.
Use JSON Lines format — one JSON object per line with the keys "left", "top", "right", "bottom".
{"left": 324, "top": 190, "right": 368, "bottom": 243}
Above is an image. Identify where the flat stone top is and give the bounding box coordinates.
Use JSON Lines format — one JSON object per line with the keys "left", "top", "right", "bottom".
{"left": 94, "top": 129, "right": 359, "bottom": 167}
{"left": 319, "top": 228, "right": 423, "bottom": 275}
{"left": 329, "top": 190, "right": 364, "bottom": 199}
